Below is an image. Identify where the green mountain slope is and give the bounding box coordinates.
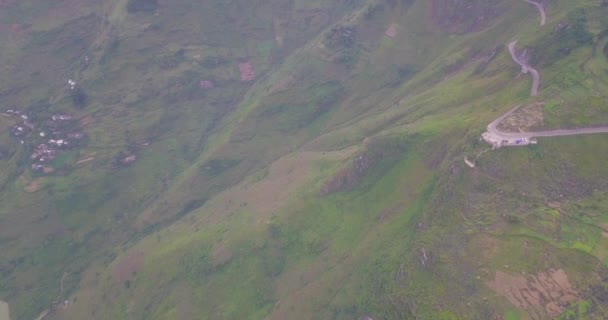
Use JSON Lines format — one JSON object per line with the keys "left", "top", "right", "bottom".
{"left": 1, "top": 0, "right": 608, "bottom": 319}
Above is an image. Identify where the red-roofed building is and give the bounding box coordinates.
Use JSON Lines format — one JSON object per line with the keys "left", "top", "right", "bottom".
{"left": 239, "top": 61, "right": 255, "bottom": 82}
{"left": 385, "top": 23, "right": 398, "bottom": 38}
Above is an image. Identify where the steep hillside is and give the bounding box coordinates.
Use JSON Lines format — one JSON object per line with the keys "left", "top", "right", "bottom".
{"left": 1, "top": 0, "right": 608, "bottom": 319}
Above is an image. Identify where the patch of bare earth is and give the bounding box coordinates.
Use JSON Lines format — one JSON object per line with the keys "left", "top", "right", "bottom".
{"left": 112, "top": 251, "right": 145, "bottom": 284}
{"left": 24, "top": 179, "right": 42, "bottom": 193}
{"left": 601, "top": 223, "right": 608, "bottom": 238}
{"left": 78, "top": 115, "right": 95, "bottom": 127}
{"left": 486, "top": 269, "right": 578, "bottom": 318}
{"left": 211, "top": 242, "right": 233, "bottom": 268}
{"left": 497, "top": 102, "right": 544, "bottom": 133}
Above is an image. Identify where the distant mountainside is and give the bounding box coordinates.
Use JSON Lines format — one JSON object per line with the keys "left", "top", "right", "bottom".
{"left": 1, "top": 0, "right": 608, "bottom": 319}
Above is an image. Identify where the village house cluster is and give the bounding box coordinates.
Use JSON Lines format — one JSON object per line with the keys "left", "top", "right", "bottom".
{"left": 6, "top": 109, "right": 86, "bottom": 172}
{"left": 6, "top": 109, "right": 33, "bottom": 138}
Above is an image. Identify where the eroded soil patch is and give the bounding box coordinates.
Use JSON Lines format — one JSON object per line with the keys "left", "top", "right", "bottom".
{"left": 487, "top": 269, "right": 578, "bottom": 318}
{"left": 112, "top": 251, "right": 145, "bottom": 284}
{"left": 24, "top": 179, "right": 42, "bottom": 193}
{"left": 601, "top": 223, "right": 608, "bottom": 238}
{"left": 497, "top": 102, "right": 544, "bottom": 132}
{"left": 211, "top": 242, "right": 233, "bottom": 268}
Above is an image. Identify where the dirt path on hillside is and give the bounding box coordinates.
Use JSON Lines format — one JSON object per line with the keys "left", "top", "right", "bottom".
{"left": 33, "top": 310, "right": 49, "bottom": 320}
{"left": 508, "top": 41, "right": 541, "bottom": 96}
{"left": 524, "top": 0, "right": 546, "bottom": 26}
{"left": 32, "top": 272, "right": 69, "bottom": 320}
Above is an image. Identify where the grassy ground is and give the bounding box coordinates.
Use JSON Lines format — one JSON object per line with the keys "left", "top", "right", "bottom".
{"left": 1, "top": 0, "right": 608, "bottom": 319}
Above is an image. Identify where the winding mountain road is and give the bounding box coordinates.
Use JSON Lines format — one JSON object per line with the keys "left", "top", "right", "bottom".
{"left": 508, "top": 41, "right": 540, "bottom": 96}
{"left": 524, "top": 0, "right": 546, "bottom": 26}
{"left": 474, "top": 0, "right": 608, "bottom": 152}
{"left": 507, "top": 0, "right": 546, "bottom": 96}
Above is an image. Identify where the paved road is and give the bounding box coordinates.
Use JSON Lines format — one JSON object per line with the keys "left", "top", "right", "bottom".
{"left": 480, "top": 0, "right": 608, "bottom": 147}
{"left": 524, "top": 0, "right": 546, "bottom": 26}
{"left": 508, "top": 41, "right": 540, "bottom": 96}
{"left": 486, "top": 105, "right": 608, "bottom": 140}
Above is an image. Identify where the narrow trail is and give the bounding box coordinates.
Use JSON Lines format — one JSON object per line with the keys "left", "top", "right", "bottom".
{"left": 524, "top": 0, "right": 547, "bottom": 26}
{"left": 34, "top": 272, "right": 69, "bottom": 320}
{"left": 508, "top": 41, "right": 540, "bottom": 97}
